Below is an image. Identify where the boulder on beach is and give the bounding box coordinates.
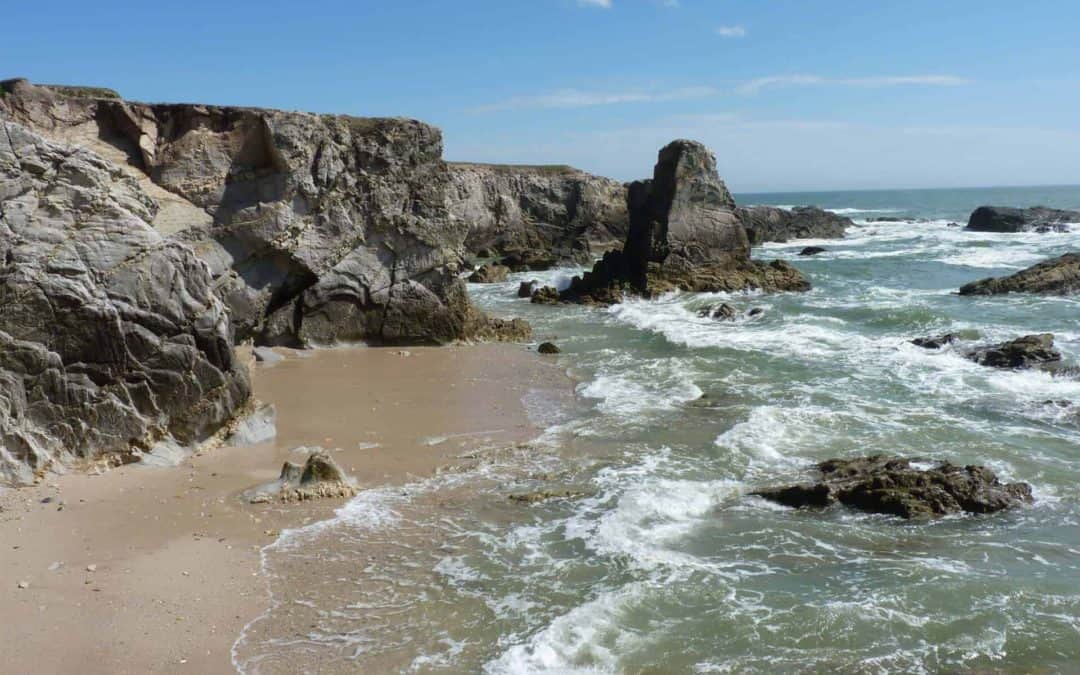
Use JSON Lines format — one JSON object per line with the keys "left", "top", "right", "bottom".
{"left": 246, "top": 449, "right": 357, "bottom": 503}
{"left": 959, "top": 253, "right": 1080, "bottom": 296}
{"left": 752, "top": 455, "right": 1033, "bottom": 519}
{"left": 557, "top": 140, "right": 810, "bottom": 305}
{"left": 965, "top": 206, "right": 1080, "bottom": 233}
{"left": 737, "top": 206, "right": 850, "bottom": 245}
{"left": 965, "top": 334, "right": 1062, "bottom": 371}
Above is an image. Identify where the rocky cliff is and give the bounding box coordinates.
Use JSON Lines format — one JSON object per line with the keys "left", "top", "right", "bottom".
{"left": 448, "top": 162, "right": 627, "bottom": 263}
{"left": 0, "top": 120, "right": 251, "bottom": 484}
{"left": 736, "top": 205, "right": 851, "bottom": 244}
{"left": 555, "top": 140, "right": 809, "bottom": 305}
{"left": 0, "top": 78, "right": 522, "bottom": 347}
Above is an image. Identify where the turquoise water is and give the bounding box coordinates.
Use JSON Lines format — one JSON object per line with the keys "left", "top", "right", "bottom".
{"left": 235, "top": 186, "right": 1080, "bottom": 674}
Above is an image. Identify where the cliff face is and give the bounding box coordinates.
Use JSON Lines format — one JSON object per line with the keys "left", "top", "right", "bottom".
{"left": 448, "top": 163, "right": 627, "bottom": 263}
{"left": 0, "top": 120, "right": 251, "bottom": 484}
{"left": 0, "top": 78, "right": 515, "bottom": 347}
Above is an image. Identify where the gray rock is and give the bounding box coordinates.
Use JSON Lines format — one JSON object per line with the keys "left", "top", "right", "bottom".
{"left": 966, "top": 334, "right": 1062, "bottom": 370}
{"left": 698, "top": 303, "right": 738, "bottom": 320}
{"left": 253, "top": 346, "right": 283, "bottom": 363}
{"left": 448, "top": 163, "right": 627, "bottom": 264}
{"left": 559, "top": 140, "right": 810, "bottom": 305}
{"left": 225, "top": 403, "right": 277, "bottom": 447}
{"left": 959, "top": 253, "right": 1080, "bottom": 296}
{"left": 468, "top": 263, "right": 510, "bottom": 283}
{"left": 246, "top": 448, "right": 357, "bottom": 503}
{"left": 911, "top": 333, "right": 959, "bottom": 349}
{"left": 965, "top": 206, "right": 1080, "bottom": 233}
{"left": 0, "top": 120, "right": 251, "bottom": 485}
{"left": 737, "top": 206, "right": 850, "bottom": 245}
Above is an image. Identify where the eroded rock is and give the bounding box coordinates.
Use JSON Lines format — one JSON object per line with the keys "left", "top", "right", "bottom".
{"left": 468, "top": 263, "right": 510, "bottom": 284}
{"left": 966, "top": 334, "right": 1062, "bottom": 370}
{"left": 959, "top": 253, "right": 1080, "bottom": 296}
{"left": 246, "top": 449, "right": 357, "bottom": 503}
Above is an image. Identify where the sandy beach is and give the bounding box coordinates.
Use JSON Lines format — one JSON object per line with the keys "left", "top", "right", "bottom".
{"left": 0, "top": 343, "right": 570, "bottom": 675}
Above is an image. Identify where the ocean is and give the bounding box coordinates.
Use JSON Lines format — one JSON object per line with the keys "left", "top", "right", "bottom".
{"left": 234, "top": 185, "right": 1080, "bottom": 674}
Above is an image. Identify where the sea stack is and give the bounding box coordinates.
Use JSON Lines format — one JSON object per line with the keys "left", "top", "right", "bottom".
{"left": 555, "top": 140, "right": 810, "bottom": 305}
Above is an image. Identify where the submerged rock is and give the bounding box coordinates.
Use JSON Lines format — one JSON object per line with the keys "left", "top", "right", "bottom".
{"left": 698, "top": 303, "right": 738, "bottom": 320}
{"left": 737, "top": 206, "right": 850, "bottom": 245}
{"left": 966, "top": 334, "right": 1062, "bottom": 370}
{"left": 508, "top": 488, "right": 586, "bottom": 504}
{"left": 246, "top": 449, "right": 357, "bottom": 503}
{"left": 530, "top": 286, "right": 561, "bottom": 305}
{"left": 253, "top": 346, "right": 284, "bottom": 363}
{"left": 965, "top": 206, "right": 1080, "bottom": 233}
{"left": 911, "top": 334, "right": 959, "bottom": 349}
{"left": 799, "top": 246, "right": 827, "bottom": 256}
{"left": 468, "top": 263, "right": 510, "bottom": 284}
{"left": 753, "top": 455, "right": 1032, "bottom": 519}
{"left": 959, "top": 253, "right": 1080, "bottom": 296}
{"left": 557, "top": 141, "right": 810, "bottom": 306}
{"left": 537, "top": 342, "right": 561, "bottom": 354}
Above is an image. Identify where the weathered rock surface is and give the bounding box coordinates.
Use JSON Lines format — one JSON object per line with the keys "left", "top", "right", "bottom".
{"left": 959, "top": 253, "right": 1080, "bottom": 296}
{"left": 0, "top": 78, "right": 526, "bottom": 348}
{"left": 555, "top": 140, "right": 810, "bottom": 305}
{"left": 448, "top": 163, "right": 627, "bottom": 264}
{"left": 966, "top": 334, "right": 1062, "bottom": 370}
{"left": 736, "top": 206, "right": 850, "bottom": 245}
{"left": 0, "top": 120, "right": 251, "bottom": 484}
{"left": 965, "top": 206, "right": 1080, "bottom": 233}
{"left": 753, "top": 455, "right": 1033, "bottom": 519}
{"left": 467, "top": 263, "right": 510, "bottom": 284}
{"left": 246, "top": 449, "right": 357, "bottom": 503}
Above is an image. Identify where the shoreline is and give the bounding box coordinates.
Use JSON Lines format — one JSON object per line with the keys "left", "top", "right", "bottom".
{"left": 0, "top": 342, "right": 572, "bottom": 675}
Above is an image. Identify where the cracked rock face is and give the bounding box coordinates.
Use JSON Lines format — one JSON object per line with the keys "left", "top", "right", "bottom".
{"left": 1, "top": 79, "right": 521, "bottom": 347}
{"left": 0, "top": 120, "right": 251, "bottom": 485}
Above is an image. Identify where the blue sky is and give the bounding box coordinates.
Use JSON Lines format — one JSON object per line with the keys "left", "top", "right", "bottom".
{"left": 5, "top": 0, "right": 1080, "bottom": 191}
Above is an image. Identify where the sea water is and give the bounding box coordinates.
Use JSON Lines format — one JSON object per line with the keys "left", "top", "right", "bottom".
{"left": 234, "top": 185, "right": 1080, "bottom": 674}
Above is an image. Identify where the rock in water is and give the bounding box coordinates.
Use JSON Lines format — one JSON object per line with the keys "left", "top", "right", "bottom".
{"left": 246, "top": 449, "right": 357, "bottom": 503}
{"left": 0, "top": 78, "right": 526, "bottom": 348}
{"left": 0, "top": 121, "right": 251, "bottom": 485}
{"left": 517, "top": 280, "right": 538, "bottom": 298}
{"left": 799, "top": 246, "right": 827, "bottom": 256}
{"left": 737, "top": 206, "right": 850, "bottom": 245}
{"left": 537, "top": 342, "right": 561, "bottom": 354}
{"left": 966, "top": 334, "right": 1062, "bottom": 370}
{"left": 965, "top": 206, "right": 1080, "bottom": 233}
{"left": 557, "top": 140, "right": 810, "bottom": 305}
{"left": 959, "top": 253, "right": 1080, "bottom": 296}
{"left": 448, "top": 163, "right": 628, "bottom": 264}
{"left": 753, "top": 455, "right": 1032, "bottom": 519}
{"left": 697, "top": 303, "right": 738, "bottom": 320}
{"left": 911, "top": 334, "right": 959, "bottom": 349}
{"left": 467, "top": 263, "right": 510, "bottom": 283}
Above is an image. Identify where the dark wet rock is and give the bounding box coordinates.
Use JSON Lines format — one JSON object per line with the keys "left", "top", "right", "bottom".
{"left": 737, "top": 206, "right": 850, "bottom": 245}
{"left": 966, "top": 334, "right": 1061, "bottom": 370}
{"left": 747, "top": 307, "right": 765, "bottom": 318}
{"left": 0, "top": 120, "right": 251, "bottom": 485}
{"left": 0, "top": 78, "right": 526, "bottom": 348}
{"left": 448, "top": 163, "right": 627, "bottom": 264}
{"left": 698, "top": 303, "right": 738, "bottom": 320}
{"left": 946, "top": 222, "right": 960, "bottom": 228}
{"left": 466, "top": 316, "right": 532, "bottom": 343}
{"left": 508, "top": 488, "right": 586, "bottom": 504}
{"left": 959, "top": 253, "right": 1080, "bottom": 296}
{"left": 468, "top": 263, "right": 510, "bottom": 284}
{"left": 518, "top": 280, "right": 539, "bottom": 298}
{"left": 499, "top": 251, "right": 558, "bottom": 273}
{"left": 799, "top": 246, "right": 827, "bottom": 256}
{"left": 556, "top": 141, "right": 810, "bottom": 306}
{"left": 753, "top": 455, "right": 1033, "bottom": 519}
{"left": 530, "top": 286, "right": 561, "bottom": 305}
{"left": 246, "top": 449, "right": 357, "bottom": 503}
{"left": 537, "top": 342, "right": 561, "bottom": 355}
{"left": 965, "top": 206, "right": 1080, "bottom": 233}
{"left": 911, "top": 333, "right": 959, "bottom": 349}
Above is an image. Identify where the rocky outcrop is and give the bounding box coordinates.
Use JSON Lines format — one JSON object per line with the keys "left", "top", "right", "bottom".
{"left": 0, "top": 78, "right": 526, "bottom": 348}
{"left": 965, "top": 334, "right": 1062, "bottom": 370}
{"left": 245, "top": 449, "right": 357, "bottom": 503}
{"left": 736, "top": 206, "right": 850, "bottom": 245}
{"left": 753, "top": 456, "right": 1032, "bottom": 519}
{"left": 555, "top": 140, "right": 810, "bottom": 305}
{"left": 959, "top": 253, "right": 1080, "bottom": 296}
{"left": 965, "top": 206, "right": 1080, "bottom": 233}
{"left": 0, "top": 120, "right": 251, "bottom": 484}
{"left": 448, "top": 163, "right": 627, "bottom": 264}
{"left": 468, "top": 263, "right": 510, "bottom": 283}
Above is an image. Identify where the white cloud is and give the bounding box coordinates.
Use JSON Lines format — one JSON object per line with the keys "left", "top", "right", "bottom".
{"left": 737, "top": 74, "right": 970, "bottom": 94}
{"left": 469, "top": 85, "right": 719, "bottom": 113}
{"left": 577, "top": 0, "right": 612, "bottom": 8}
{"left": 715, "top": 25, "right": 746, "bottom": 38}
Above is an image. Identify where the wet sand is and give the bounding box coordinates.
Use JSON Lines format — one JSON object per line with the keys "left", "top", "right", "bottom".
{"left": 0, "top": 343, "right": 570, "bottom": 674}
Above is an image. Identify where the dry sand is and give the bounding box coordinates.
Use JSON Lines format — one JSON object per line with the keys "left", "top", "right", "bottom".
{"left": 0, "top": 343, "right": 571, "bottom": 674}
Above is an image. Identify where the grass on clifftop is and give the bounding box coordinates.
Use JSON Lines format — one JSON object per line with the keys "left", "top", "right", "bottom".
{"left": 42, "top": 85, "right": 122, "bottom": 100}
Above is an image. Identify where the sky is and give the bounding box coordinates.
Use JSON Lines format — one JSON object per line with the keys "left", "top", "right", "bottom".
{"left": 4, "top": 0, "right": 1080, "bottom": 192}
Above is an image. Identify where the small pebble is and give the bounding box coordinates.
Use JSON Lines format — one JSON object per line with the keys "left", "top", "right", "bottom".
{"left": 17, "top": 581, "right": 29, "bottom": 589}
{"left": 86, "top": 564, "right": 97, "bottom": 572}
